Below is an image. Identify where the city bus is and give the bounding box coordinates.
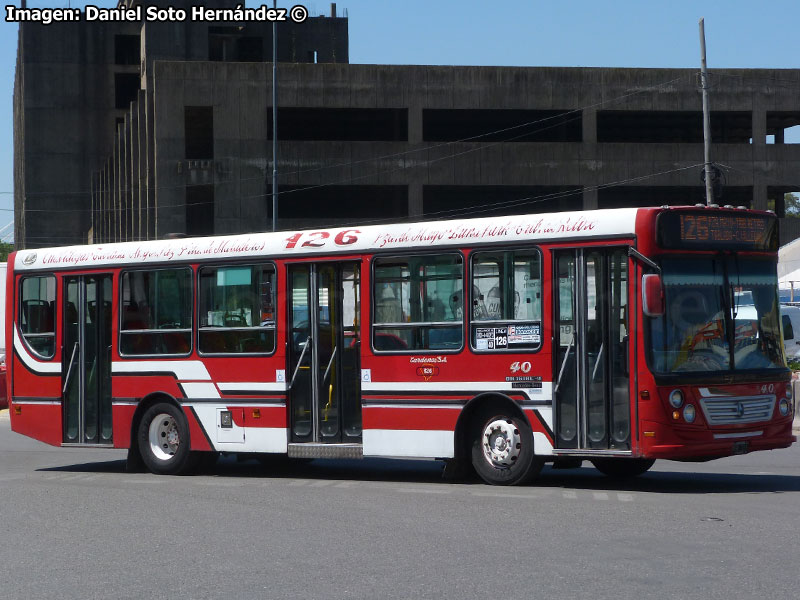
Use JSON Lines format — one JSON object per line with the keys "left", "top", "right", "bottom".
{"left": 5, "top": 206, "right": 795, "bottom": 485}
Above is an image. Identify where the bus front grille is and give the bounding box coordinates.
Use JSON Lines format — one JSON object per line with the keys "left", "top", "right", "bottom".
{"left": 698, "top": 395, "right": 775, "bottom": 425}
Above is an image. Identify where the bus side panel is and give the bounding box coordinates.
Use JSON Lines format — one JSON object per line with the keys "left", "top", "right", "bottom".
{"left": 3, "top": 252, "right": 17, "bottom": 405}
{"left": 10, "top": 402, "right": 62, "bottom": 447}
{"left": 112, "top": 375, "right": 184, "bottom": 401}
{"left": 183, "top": 407, "right": 213, "bottom": 452}
{"left": 362, "top": 406, "right": 458, "bottom": 458}
{"left": 112, "top": 404, "right": 136, "bottom": 449}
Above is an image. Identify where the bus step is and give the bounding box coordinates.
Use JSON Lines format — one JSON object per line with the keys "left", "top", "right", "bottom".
{"left": 287, "top": 443, "right": 363, "bottom": 460}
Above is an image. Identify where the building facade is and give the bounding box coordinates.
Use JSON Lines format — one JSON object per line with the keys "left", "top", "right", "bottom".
{"left": 14, "top": 1, "right": 800, "bottom": 248}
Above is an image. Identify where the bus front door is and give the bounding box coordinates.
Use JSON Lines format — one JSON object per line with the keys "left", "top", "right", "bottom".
{"left": 553, "top": 249, "right": 631, "bottom": 451}
{"left": 287, "top": 263, "right": 362, "bottom": 450}
{"left": 62, "top": 274, "right": 113, "bottom": 445}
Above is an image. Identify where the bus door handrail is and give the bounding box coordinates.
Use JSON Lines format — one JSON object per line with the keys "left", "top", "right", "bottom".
{"left": 591, "top": 342, "right": 604, "bottom": 381}
{"left": 322, "top": 346, "right": 337, "bottom": 384}
{"left": 63, "top": 342, "right": 79, "bottom": 394}
{"left": 554, "top": 333, "right": 575, "bottom": 394}
{"left": 289, "top": 336, "right": 311, "bottom": 389}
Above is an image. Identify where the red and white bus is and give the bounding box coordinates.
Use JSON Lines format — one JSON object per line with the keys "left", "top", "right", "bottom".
{"left": 5, "top": 206, "right": 795, "bottom": 484}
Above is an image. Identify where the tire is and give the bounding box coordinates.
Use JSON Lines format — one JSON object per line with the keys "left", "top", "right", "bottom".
{"left": 591, "top": 458, "right": 655, "bottom": 479}
{"left": 138, "top": 402, "right": 197, "bottom": 475}
{"left": 470, "top": 408, "right": 542, "bottom": 486}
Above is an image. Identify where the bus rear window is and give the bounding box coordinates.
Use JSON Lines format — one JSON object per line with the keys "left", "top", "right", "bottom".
{"left": 19, "top": 275, "right": 56, "bottom": 359}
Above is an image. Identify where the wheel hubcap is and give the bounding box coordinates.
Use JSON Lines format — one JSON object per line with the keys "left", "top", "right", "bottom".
{"left": 148, "top": 413, "right": 180, "bottom": 461}
{"left": 481, "top": 418, "right": 522, "bottom": 469}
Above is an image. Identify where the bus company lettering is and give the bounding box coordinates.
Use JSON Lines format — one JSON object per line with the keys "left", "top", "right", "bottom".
{"left": 374, "top": 223, "right": 512, "bottom": 248}
{"left": 409, "top": 356, "right": 448, "bottom": 363}
{"left": 43, "top": 247, "right": 126, "bottom": 265}
{"left": 516, "top": 215, "right": 597, "bottom": 236}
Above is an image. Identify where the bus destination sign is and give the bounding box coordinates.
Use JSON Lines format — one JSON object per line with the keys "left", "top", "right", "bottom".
{"left": 657, "top": 211, "right": 778, "bottom": 251}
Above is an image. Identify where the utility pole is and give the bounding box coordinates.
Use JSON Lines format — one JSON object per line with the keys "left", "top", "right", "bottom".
{"left": 699, "top": 18, "right": 714, "bottom": 206}
{"left": 271, "top": 0, "right": 278, "bottom": 231}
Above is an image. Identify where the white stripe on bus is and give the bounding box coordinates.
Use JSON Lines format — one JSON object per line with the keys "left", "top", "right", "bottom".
{"left": 13, "top": 329, "right": 62, "bottom": 374}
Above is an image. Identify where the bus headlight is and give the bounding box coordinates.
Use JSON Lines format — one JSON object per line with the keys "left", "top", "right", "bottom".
{"left": 669, "top": 389, "right": 684, "bottom": 409}
{"left": 786, "top": 384, "right": 793, "bottom": 401}
{"left": 779, "top": 398, "right": 790, "bottom": 417}
{"left": 683, "top": 404, "right": 696, "bottom": 423}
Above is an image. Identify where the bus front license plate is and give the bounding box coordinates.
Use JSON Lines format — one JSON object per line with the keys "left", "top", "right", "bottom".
{"left": 732, "top": 441, "right": 749, "bottom": 455}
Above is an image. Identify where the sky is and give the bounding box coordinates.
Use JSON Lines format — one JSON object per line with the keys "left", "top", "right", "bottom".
{"left": 2, "top": 0, "right": 800, "bottom": 243}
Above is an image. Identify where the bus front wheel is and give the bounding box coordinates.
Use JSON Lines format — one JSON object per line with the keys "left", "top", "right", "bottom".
{"left": 138, "top": 403, "right": 196, "bottom": 475}
{"left": 470, "top": 409, "right": 541, "bottom": 486}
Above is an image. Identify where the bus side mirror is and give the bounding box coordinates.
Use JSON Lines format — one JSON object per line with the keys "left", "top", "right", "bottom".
{"left": 642, "top": 274, "right": 664, "bottom": 317}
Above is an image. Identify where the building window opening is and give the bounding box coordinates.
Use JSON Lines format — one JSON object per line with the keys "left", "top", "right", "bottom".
{"left": 767, "top": 112, "right": 800, "bottom": 144}
{"left": 423, "top": 109, "right": 581, "bottom": 143}
{"left": 185, "top": 107, "right": 214, "bottom": 159}
{"left": 114, "top": 73, "right": 140, "bottom": 109}
{"left": 186, "top": 185, "right": 215, "bottom": 236}
{"left": 114, "top": 34, "right": 140, "bottom": 66}
{"left": 268, "top": 108, "right": 408, "bottom": 142}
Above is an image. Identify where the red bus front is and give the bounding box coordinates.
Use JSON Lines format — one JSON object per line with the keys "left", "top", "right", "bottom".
{"left": 635, "top": 207, "right": 795, "bottom": 461}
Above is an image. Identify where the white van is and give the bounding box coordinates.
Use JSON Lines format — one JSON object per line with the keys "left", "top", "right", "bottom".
{"left": 780, "top": 304, "right": 800, "bottom": 361}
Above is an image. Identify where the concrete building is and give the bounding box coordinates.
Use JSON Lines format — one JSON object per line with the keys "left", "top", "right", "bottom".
{"left": 14, "top": 0, "right": 348, "bottom": 248}
{"left": 14, "top": 1, "right": 800, "bottom": 248}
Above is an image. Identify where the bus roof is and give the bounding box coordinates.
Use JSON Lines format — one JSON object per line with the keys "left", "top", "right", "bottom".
{"left": 14, "top": 207, "right": 645, "bottom": 272}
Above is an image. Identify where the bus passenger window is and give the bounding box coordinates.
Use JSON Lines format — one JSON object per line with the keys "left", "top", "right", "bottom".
{"left": 119, "top": 268, "right": 193, "bottom": 356}
{"left": 470, "top": 249, "right": 542, "bottom": 352}
{"left": 372, "top": 254, "right": 463, "bottom": 352}
{"left": 198, "top": 264, "right": 276, "bottom": 354}
{"left": 19, "top": 275, "right": 56, "bottom": 358}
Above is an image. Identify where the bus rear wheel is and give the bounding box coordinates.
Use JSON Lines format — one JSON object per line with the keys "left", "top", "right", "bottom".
{"left": 138, "top": 403, "right": 196, "bottom": 475}
{"left": 470, "top": 409, "right": 541, "bottom": 486}
{"left": 591, "top": 458, "right": 655, "bottom": 478}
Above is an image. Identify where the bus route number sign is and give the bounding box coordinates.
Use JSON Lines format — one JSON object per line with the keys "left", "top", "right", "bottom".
{"left": 657, "top": 212, "right": 777, "bottom": 251}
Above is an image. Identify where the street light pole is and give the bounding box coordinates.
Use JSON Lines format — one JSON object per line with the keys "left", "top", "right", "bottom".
{"left": 699, "top": 18, "right": 714, "bottom": 206}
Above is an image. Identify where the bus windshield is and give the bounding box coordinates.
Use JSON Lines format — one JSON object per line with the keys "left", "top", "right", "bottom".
{"left": 647, "top": 257, "right": 784, "bottom": 374}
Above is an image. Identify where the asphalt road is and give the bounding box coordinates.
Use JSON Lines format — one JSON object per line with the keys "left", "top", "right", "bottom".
{"left": 1, "top": 410, "right": 798, "bottom": 600}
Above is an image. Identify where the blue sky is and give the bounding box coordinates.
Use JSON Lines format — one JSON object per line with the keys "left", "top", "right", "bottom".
{"left": 3, "top": 0, "right": 800, "bottom": 242}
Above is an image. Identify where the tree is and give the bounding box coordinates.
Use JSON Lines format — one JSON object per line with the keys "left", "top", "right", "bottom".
{"left": 0, "top": 242, "right": 12, "bottom": 262}
{"left": 767, "top": 192, "right": 800, "bottom": 217}
{"left": 785, "top": 192, "right": 800, "bottom": 217}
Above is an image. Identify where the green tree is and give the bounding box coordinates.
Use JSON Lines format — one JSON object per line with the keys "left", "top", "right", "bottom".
{"left": 785, "top": 192, "right": 800, "bottom": 217}
{"left": 767, "top": 192, "right": 800, "bottom": 217}
{"left": 0, "top": 241, "right": 12, "bottom": 262}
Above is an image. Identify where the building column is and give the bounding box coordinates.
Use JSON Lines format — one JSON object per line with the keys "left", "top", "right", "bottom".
{"left": 582, "top": 187, "right": 598, "bottom": 210}
{"left": 752, "top": 102, "right": 766, "bottom": 146}
{"left": 408, "top": 104, "right": 423, "bottom": 145}
{"left": 753, "top": 180, "right": 768, "bottom": 211}
{"left": 408, "top": 183, "right": 423, "bottom": 218}
{"left": 582, "top": 107, "right": 597, "bottom": 143}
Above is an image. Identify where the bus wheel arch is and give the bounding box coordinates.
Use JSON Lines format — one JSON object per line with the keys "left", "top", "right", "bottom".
{"left": 456, "top": 394, "right": 543, "bottom": 486}
{"left": 131, "top": 393, "right": 197, "bottom": 475}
